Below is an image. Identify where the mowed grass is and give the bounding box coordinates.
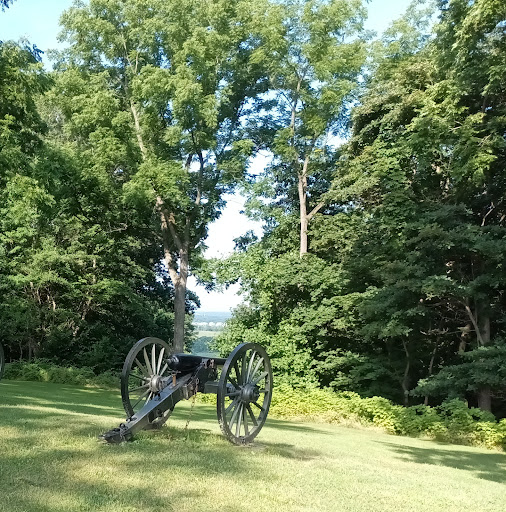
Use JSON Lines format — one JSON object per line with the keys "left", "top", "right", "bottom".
{"left": 0, "top": 381, "right": 505, "bottom": 512}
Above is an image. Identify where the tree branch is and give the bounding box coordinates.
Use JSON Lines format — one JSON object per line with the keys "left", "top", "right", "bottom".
{"left": 307, "top": 201, "right": 324, "bottom": 221}
{"left": 130, "top": 100, "right": 147, "bottom": 158}
{"left": 464, "top": 303, "right": 484, "bottom": 346}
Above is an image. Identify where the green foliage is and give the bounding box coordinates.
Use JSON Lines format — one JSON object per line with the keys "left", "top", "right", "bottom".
{"left": 218, "top": 0, "right": 506, "bottom": 417}
{"left": 413, "top": 343, "right": 506, "bottom": 399}
{"left": 4, "top": 360, "right": 119, "bottom": 388}
{"left": 270, "top": 385, "right": 506, "bottom": 450}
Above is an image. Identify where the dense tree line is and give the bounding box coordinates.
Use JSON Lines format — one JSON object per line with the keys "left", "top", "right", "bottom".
{"left": 1, "top": 0, "right": 505, "bottom": 417}
{"left": 216, "top": 0, "right": 506, "bottom": 416}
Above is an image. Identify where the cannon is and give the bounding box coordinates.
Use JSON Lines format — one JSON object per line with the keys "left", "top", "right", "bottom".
{"left": 101, "top": 338, "right": 273, "bottom": 445}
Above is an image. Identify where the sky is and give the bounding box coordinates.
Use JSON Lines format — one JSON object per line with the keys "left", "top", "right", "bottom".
{"left": 0, "top": 0, "right": 413, "bottom": 312}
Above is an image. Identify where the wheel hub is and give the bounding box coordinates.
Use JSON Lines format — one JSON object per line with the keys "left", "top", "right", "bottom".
{"left": 240, "top": 383, "right": 260, "bottom": 403}
{"left": 149, "top": 374, "right": 163, "bottom": 392}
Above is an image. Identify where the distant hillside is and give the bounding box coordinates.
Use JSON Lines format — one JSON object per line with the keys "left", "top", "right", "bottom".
{"left": 192, "top": 311, "right": 231, "bottom": 356}
{"left": 193, "top": 311, "right": 232, "bottom": 324}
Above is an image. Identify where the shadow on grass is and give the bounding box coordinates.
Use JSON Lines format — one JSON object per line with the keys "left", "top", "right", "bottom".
{"left": 3, "top": 380, "right": 329, "bottom": 435}
{"left": 0, "top": 380, "right": 325, "bottom": 511}
{"left": 379, "top": 441, "right": 506, "bottom": 484}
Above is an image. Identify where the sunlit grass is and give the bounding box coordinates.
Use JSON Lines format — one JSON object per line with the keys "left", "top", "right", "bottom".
{"left": 0, "top": 380, "right": 505, "bottom": 512}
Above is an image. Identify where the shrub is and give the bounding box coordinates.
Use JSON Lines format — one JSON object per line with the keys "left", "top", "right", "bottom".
{"left": 269, "top": 384, "right": 506, "bottom": 450}
{"left": 4, "top": 360, "right": 119, "bottom": 389}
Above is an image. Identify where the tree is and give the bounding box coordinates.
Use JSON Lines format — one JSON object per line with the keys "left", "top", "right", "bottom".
{"left": 244, "top": 0, "right": 367, "bottom": 256}
{"left": 58, "top": 0, "right": 268, "bottom": 351}
{"left": 0, "top": 39, "right": 184, "bottom": 369}
{"left": 331, "top": 0, "right": 506, "bottom": 410}
{"left": 1, "top": 0, "right": 14, "bottom": 11}
{"left": 217, "top": 0, "right": 506, "bottom": 416}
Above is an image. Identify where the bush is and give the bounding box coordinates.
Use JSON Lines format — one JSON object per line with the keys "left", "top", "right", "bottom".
{"left": 4, "top": 360, "right": 119, "bottom": 389}
{"left": 270, "top": 384, "right": 506, "bottom": 450}
{"left": 4, "top": 362, "right": 505, "bottom": 450}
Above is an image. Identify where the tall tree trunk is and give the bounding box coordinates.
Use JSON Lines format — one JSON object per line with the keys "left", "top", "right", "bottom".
{"left": 467, "top": 301, "right": 492, "bottom": 411}
{"left": 298, "top": 155, "right": 324, "bottom": 257}
{"left": 130, "top": 99, "right": 189, "bottom": 353}
{"left": 424, "top": 341, "right": 438, "bottom": 406}
{"left": 477, "top": 386, "right": 492, "bottom": 412}
{"left": 298, "top": 165, "right": 308, "bottom": 257}
{"left": 401, "top": 339, "right": 411, "bottom": 406}
{"left": 157, "top": 199, "right": 189, "bottom": 353}
{"left": 477, "top": 313, "right": 492, "bottom": 411}
{"left": 172, "top": 246, "right": 189, "bottom": 353}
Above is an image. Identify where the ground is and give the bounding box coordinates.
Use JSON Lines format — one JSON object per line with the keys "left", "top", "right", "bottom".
{"left": 0, "top": 380, "right": 504, "bottom": 512}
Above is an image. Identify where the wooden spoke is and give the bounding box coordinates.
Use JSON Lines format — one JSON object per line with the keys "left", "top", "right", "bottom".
{"left": 131, "top": 389, "right": 150, "bottom": 409}
{"left": 251, "top": 357, "right": 264, "bottom": 381}
{"left": 229, "top": 375, "right": 240, "bottom": 389}
{"left": 129, "top": 384, "right": 149, "bottom": 393}
{"left": 134, "top": 358, "right": 148, "bottom": 377}
{"left": 241, "top": 352, "right": 248, "bottom": 384}
{"left": 143, "top": 348, "right": 153, "bottom": 376}
{"left": 252, "top": 371, "right": 269, "bottom": 386}
{"left": 234, "top": 361, "right": 242, "bottom": 385}
{"left": 229, "top": 400, "right": 242, "bottom": 428}
{"left": 159, "top": 362, "right": 168, "bottom": 377}
{"left": 157, "top": 347, "right": 165, "bottom": 374}
{"left": 246, "top": 404, "right": 258, "bottom": 426}
{"left": 252, "top": 401, "right": 265, "bottom": 412}
{"left": 246, "top": 350, "right": 257, "bottom": 381}
{"left": 128, "top": 372, "right": 146, "bottom": 382}
{"left": 225, "top": 397, "right": 240, "bottom": 415}
{"left": 235, "top": 404, "right": 243, "bottom": 438}
{"left": 243, "top": 406, "right": 249, "bottom": 436}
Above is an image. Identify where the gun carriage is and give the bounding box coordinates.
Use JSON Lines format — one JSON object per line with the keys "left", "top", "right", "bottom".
{"left": 101, "top": 338, "right": 273, "bottom": 445}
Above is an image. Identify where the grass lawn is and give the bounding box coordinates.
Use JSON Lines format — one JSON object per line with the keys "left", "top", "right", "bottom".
{"left": 0, "top": 380, "right": 505, "bottom": 512}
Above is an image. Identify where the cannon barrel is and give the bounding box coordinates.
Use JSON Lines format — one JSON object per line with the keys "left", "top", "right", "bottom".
{"left": 167, "top": 353, "right": 227, "bottom": 373}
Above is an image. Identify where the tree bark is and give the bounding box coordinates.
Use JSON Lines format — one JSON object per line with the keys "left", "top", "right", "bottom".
{"left": 401, "top": 339, "right": 410, "bottom": 406}
{"left": 477, "top": 313, "right": 492, "bottom": 412}
{"left": 130, "top": 98, "right": 190, "bottom": 352}
{"left": 477, "top": 386, "right": 492, "bottom": 412}
{"left": 156, "top": 197, "right": 190, "bottom": 352}
{"left": 172, "top": 246, "right": 189, "bottom": 353}
{"left": 424, "top": 342, "right": 438, "bottom": 406}
{"left": 298, "top": 163, "right": 309, "bottom": 257}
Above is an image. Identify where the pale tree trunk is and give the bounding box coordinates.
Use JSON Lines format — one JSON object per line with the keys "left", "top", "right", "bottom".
{"left": 424, "top": 341, "right": 438, "bottom": 406}
{"left": 298, "top": 155, "right": 324, "bottom": 257}
{"left": 172, "top": 253, "right": 188, "bottom": 353}
{"left": 289, "top": 77, "right": 325, "bottom": 257}
{"left": 465, "top": 302, "right": 492, "bottom": 412}
{"left": 401, "top": 339, "right": 411, "bottom": 407}
{"left": 130, "top": 100, "right": 191, "bottom": 353}
{"left": 477, "top": 314, "right": 492, "bottom": 412}
{"left": 157, "top": 198, "right": 191, "bottom": 353}
{"left": 298, "top": 161, "right": 309, "bottom": 256}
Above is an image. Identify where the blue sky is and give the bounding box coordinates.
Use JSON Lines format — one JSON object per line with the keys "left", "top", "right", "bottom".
{"left": 1, "top": 0, "right": 414, "bottom": 65}
{"left": 1, "top": 0, "right": 413, "bottom": 312}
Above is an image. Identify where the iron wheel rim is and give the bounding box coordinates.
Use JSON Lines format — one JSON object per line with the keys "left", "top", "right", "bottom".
{"left": 121, "top": 337, "right": 173, "bottom": 425}
{"left": 217, "top": 342, "right": 272, "bottom": 445}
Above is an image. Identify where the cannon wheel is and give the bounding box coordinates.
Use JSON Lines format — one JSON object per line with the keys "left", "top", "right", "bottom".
{"left": 217, "top": 342, "right": 273, "bottom": 445}
{"left": 0, "top": 343, "right": 4, "bottom": 381}
{"left": 121, "top": 337, "right": 173, "bottom": 428}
